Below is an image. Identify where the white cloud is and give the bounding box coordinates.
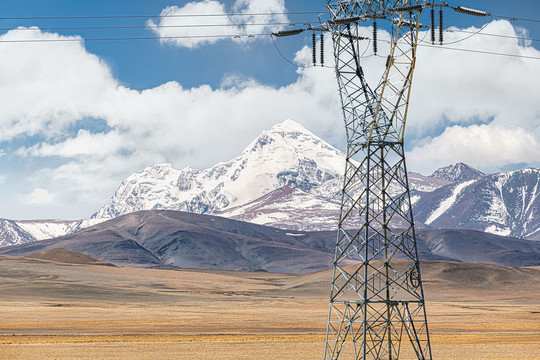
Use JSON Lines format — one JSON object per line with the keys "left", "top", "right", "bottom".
{"left": 515, "top": 26, "right": 532, "bottom": 47}
{"left": 147, "top": 0, "right": 288, "bottom": 49}
{"left": 0, "top": 27, "right": 117, "bottom": 141}
{"left": 19, "top": 130, "right": 125, "bottom": 158}
{"left": 410, "top": 20, "right": 540, "bottom": 138}
{"left": 407, "top": 125, "right": 540, "bottom": 174}
{"left": 25, "top": 188, "right": 55, "bottom": 205}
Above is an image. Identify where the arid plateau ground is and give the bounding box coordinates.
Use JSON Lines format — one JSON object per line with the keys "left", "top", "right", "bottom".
{"left": 0, "top": 252, "right": 539, "bottom": 359}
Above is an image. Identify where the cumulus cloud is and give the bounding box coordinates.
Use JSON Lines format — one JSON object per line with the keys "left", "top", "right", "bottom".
{"left": 25, "top": 188, "right": 56, "bottom": 205}
{"left": 0, "top": 27, "right": 117, "bottom": 141}
{"left": 1, "top": 19, "right": 540, "bottom": 218}
{"left": 19, "top": 130, "right": 126, "bottom": 158}
{"left": 407, "top": 125, "right": 540, "bottom": 174}
{"left": 147, "top": 0, "right": 288, "bottom": 48}
{"left": 410, "top": 20, "right": 540, "bottom": 138}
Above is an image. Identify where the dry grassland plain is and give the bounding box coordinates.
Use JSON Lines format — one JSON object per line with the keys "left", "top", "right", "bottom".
{"left": 0, "top": 255, "right": 538, "bottom": 359}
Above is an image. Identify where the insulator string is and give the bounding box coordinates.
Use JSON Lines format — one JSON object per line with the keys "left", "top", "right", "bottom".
{"left": 312, "top": 32, "right": 317, "bottom": 66}
{"left": 320, "top": 33, "right": 324, "bottom": 66}
{"left": 373, "top": 20, "right": 377, "bottom": 55}
{"left": 431, "top": 8, "right": 436, "bottom": 45}
{"left": 439, "top": 9, "right": 444, "bottom": 45}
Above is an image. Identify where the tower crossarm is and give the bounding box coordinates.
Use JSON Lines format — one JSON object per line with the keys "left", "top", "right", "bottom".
{"left": 325, "top": 1, "right": 432, "bottom": 146}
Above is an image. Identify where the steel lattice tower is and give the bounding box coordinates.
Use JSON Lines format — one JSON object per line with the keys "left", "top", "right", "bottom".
{"left": 323, "top": 1, "right": 433, "bottom": 359}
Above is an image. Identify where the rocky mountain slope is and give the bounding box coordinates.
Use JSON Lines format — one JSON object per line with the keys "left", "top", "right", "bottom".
{"left": 220, "top": 163, "right": 540, "bottom": 240}
{"left": 413, "top": 168, "right": 540, "bottom": 239}
{"left": 430, "top": 162, "right": 484, "bottom": 182}
{"left": 0, "top": 219, "right": 36, "bottom": 247}
{"left": 1, "top": 210, "right": 539, "bottom": 272}
{"left": 220, "top": 184, "right": 344, "bottom": 231}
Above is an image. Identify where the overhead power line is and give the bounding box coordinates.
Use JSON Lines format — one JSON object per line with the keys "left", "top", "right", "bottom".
{"left": 418, "top": 43, "right": 540, "bottom": 60}
{"left": 1, "top": 29, "right": 539, "bottom": 63}
{"left": 0, "top": 11, "right": 321, "bottom": 21}
{"left": 0, "top": 33, "right": 271, "bottom": 43}
{"left": 3, "top": 23, "right": 535, "bottom": 44}
{"left": 0, "top": 7, "right": 538, "bottom": 63}
{"left": 0, "top": 22, "right": 317, "bottom": 32}
{"left": 449, "top": 28, "right": 540, "bottom": 43}
{"left": 491, "top": 14, "right": 540, "bottom": 24}
{"left": 0, "top": 8, "right": 538, "bottom": 24}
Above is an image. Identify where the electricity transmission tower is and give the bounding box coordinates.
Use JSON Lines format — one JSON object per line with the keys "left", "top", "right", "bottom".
{"left": 272, "top": 1, "right": 489, "bottom": 358}
{"left": 322, "top": 1, "right": 433, "bottom": 359}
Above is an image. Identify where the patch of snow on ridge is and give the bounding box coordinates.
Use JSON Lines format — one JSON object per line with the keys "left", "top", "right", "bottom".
{"left": 481, "top": 193, "right": 509, "bottom": 225}
{"left": 410, "top": 194, "right": 421, "bottom": 206}
{"left": 485, "top": 224, "right": 511, "bottom": 237}
{"left": 425, "top": 180, "right": 476, "bottom": 225}
{"left": 16, "top": 218, "right": 109, "bottom": 240}
{"left": 16, "top": 220, "right": 73, "bottom": 240}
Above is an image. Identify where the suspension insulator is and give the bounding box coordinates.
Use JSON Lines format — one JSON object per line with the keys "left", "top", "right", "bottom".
{"left": 439, "top": 9, "right": 444, "bottom": 45}
{"left": 373, "top": 20, "right": 378, "bottom": 55}
{"left": 312, "top": 33, "right": 317, "bottom": 66}
{"left": 454, "top": 6, "right": 488, "bottom": 17}
{"left": 431, "top": 8, "right": 435, "bottom": 44}
{"left": 272, "top": 29, "right": 304, "bottom": 37}
{"left": 329, "top": 16, "right": 361, "bottom": 25}
{"left": 320, "top": 33, "right": 324, "bottom": 66}
{"left": 392, "top": 4, "right": 423, "bottom": 13}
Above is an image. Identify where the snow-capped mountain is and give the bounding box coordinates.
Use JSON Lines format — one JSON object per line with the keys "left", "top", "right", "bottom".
{"left": 414, "top": 168, "right": 540, "bottom": 240}
{"left": 430, "top": 162, "right": 484, "bottom": 182}
{"left": 90, "top": 119, "right": 540, "bottom": 240}
{"left": 15, "top": 218, "right": 108, "bottom": 241}
{"left": 4, "top": 120, "right": 537, "bottom": 245}
{"left": 221, "top": 166, "right": 540, "bottom": 239}
{"left": 0, "top": 219, "right": 36, "bottom": 247}
{"left": 0, "top": 218, "right": 109, "bottom": 247}
{"left": 94, "top": 120, "right": 346, "bottom": 219}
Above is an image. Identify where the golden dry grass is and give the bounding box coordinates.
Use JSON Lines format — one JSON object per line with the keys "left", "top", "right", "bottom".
{"left": 0, "top": 255, "right": 538, "bottom": 359}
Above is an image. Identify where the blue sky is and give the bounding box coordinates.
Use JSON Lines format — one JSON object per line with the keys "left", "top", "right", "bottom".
{"left": 0, "top": 0, "right": 540, "bottom": 220}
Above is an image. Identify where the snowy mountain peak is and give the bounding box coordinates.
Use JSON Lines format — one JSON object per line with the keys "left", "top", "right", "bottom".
{"left": 93, "top": 120, "right": 346, "bottom": 219}
{"left": 270, "top": 119, "right": 313, "bottom": 135}
{"left": 0, "top": 219, "right": 36, "bottom": 247}
{"left": 431, "top": 162, "right": 484, "bottom": 183}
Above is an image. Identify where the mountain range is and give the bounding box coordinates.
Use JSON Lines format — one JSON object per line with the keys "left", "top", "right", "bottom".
{"left": 1, "top": 210, "right": 539, "bottom": 273}
{"left": 1, "top": 119, "right": 539, "bottom": 248}
{"left": 91, "top": 120, "right": 540, "bottom": 240}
